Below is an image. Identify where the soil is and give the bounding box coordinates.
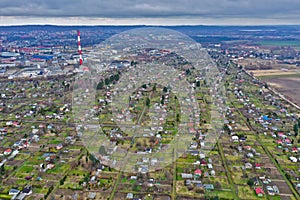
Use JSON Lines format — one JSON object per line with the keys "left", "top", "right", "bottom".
{"left": 263, "top": 76, "right": 300, "bottom": 106}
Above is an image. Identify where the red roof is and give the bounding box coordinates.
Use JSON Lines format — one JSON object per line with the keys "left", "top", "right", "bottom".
{"left": 200, "top": 160, "right": 207, "bottom": 165}
{"left": 245, "top": 146, "right": 252, "bottom": 150}
{"left": 4, "top": 149, "right": 12, "bottom": 154}
{"left": 277, "top": 140, "right": 283, "bottom": 144}
{"left": 278, "top": 132, "right": 284, "bottom": 135}
{"left": 285, "top": 138, "right": 291, "bottom": 143}
{"left": 255, "top": 187, "right": 264, "bottom": 195}
{"left": 292, "top": 147, "right": 298, "bottom": 152}
{"left": 13, "top": 121, "right": 19, "bottom": 126}
{"left": 194, "top": 169, "right": 202, "bottom": 175}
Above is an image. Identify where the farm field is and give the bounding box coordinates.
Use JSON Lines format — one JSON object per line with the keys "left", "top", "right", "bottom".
{"left": 261, "top": 74, "right": 300, "bottom": 106}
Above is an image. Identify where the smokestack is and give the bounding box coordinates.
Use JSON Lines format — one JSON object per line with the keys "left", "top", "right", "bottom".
{"left": 77, "top": 30, "right": 83, "bottom": 65}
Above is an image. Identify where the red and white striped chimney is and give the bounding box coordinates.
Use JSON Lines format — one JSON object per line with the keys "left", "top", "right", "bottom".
{"left": 77, "top": 30, "right": 83, "bottom": 65}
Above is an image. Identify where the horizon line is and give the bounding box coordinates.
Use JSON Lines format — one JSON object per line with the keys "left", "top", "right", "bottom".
{"left": 1, "top": 24, "right": 300, "bottom": 27}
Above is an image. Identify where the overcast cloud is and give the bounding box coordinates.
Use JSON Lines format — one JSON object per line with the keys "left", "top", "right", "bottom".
{"left": 0, "top": 0, "right": 299, "bottom": 25}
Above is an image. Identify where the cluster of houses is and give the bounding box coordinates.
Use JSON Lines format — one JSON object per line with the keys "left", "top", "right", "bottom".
{"left": 8, "top": 186, "right": 32, "bottom": 200}
{"left": 0, "top": 76, "right": 79, "bottom": 199}
{"left": 181, "top": 153, "right": 216, "bottom": 191}
{"left": 229, "top": 68, "right": 300, "bottom": 196}
{"left": 233, "top": 69, "right": 299, "bottom": 158}
{"left": 251, "top": 176, "right": 280, "bottom": 196}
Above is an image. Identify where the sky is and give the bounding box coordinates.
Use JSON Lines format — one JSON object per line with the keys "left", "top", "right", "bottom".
{"left": 0, "top": 0, "right": 300, "bottom": 25}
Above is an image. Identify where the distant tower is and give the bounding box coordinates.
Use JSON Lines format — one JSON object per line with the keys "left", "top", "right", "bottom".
{"left": 77, "top": 30, "right": 83, "bottom": 65}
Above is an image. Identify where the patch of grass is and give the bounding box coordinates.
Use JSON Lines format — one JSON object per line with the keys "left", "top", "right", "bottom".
{"left": 18, "top": 165, "right": 34, "bottom": 173}
{"left": 49, "top": 139, "right": 61, "bottom": 144}
{"left": 257, "top": 40, "right": 300, "bottom": 47}
{"left": 204, "top": 190, "right": 236, "bottom": 199}
{"left": 47, "top": 163, "right": 70, "bottom": 174}
{"left": 0, "top": 194, "right": 11, "bottom": 200}
{"left": 237, "top": 185, "right": 258, "bottom": 200}
{"left": 32, "top": 187, "right": 48, "bottom": 194}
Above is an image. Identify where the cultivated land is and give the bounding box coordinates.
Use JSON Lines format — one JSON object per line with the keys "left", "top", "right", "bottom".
{"left": 262, "top": 75, "right": 300, "bottom": 106}
{"left": 248, "top": 70, "right": 300, "bottom": 77}
{"left": 240, "top": 57, "right": 300, "bottom": 107}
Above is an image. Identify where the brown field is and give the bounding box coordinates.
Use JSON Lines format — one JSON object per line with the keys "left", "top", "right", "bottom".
{"left": 262, "top": 76, "right": 300, "bottom": 106}
{"left": 248, "top": 70, "right": 300, "bottom": 77}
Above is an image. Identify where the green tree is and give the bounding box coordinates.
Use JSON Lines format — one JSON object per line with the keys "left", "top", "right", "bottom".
{"left": 60, "top": 176, "right": 67, "bottom": 185}
{"left": 247, "top": 179, "right": 254, "bottom": 186}
{"left": 146, "top": 98, "right": 150, "bottom": 107}
{"left": 142, "top": 84, "right": 147, "bottom": 89}
{"left": 109, "top": 75, "right": 114, "bottom": 83}
{"left": 99, "top": 146, "right": 107, "bottom": 156}
{"left": 163, "top": 87, "right": 168, "bottom": 93}
{"left": 131, "top": 60, "right": 135, "bottom": 66}
{"left": 114, "top": 73, "right": 120, "bottom": 81}
{"left": 96, "top": 81, "right": 104, "bottom": 90}
{"left": 161, "top": 95, "right": 165, "bottom": 105}
{"left": 246, "top": 118, "right": 250, "bottom": 124}
{"left": 152, "top": 83, "right": 156, "bottom": 92}
{"left": 176, "top": 114, "right": 180, "bottom": 122}
{"left": 89, "top": 154, "right": 98, "bottom": 165}
{"left": 185, "top": 69, "right": 191, "bottom": 76}
{"left": 294, "top": 124, "right": 299, "bottom": 136}
{"left": 0, "top": 164, "right": 4, "bottom": 175}
{"left": 104, "top": 78, "right": 110, "bottom": 85}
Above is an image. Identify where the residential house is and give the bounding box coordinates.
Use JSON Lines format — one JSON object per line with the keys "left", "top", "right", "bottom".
{"left": 88, "top": 192, "right": 96, "bottom": 199}
{"left": 4, "top": 148, "right": 12, "bottom": 156}
{"left": 194, "top": 169, "right": 202, "bottom": 178}
{"left": 255, "top": 187, "right": 264, "bottom": 197}
{"left": 255, "top": 163, "right": 261, "bottom": 169}
{"left": 9, "top": 188, "right": 20, "bottom": 196}
{"left": 203, "top": 184, "right": 214, "bottom": 191}
{"left": 245, "top": 162, "right": 253, "bottom": 169}
{"left": 181, "top": 173, "right": 193, "bottom": 179}
{"left": 126, "top": 193, "right": 134, "bottom": 199}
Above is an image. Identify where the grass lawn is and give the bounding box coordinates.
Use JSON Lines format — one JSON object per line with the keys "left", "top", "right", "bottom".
{"left": 69, "top": 167, "right": 87, "bottom": 176}
{"left": 47, "top": 163, "right": 70, "bottom": 174}
{"left": 257, "top": 40, "right": 300, "bottom": 47}
{"left": 0, "top": 194, "right": 11, "bottom": 200}
{"left": 231, "top": 167, "right": 247, "bottom": 185}
{"left": 269, "top": 195, "right": 282, "bottom": 200}
{"left": 149, "top": 170, "right": 168, "bottom": 181}
{"left": 4, "top": 164, "right": 15, "bottom": 171}
{"left": 237, "top": 185, "right": 259, "bottom": 200}
{"left": 205, "top": 190, "right": 236, "bottom": 199}
{"left": 226, "top": 155, "right": 242, "bottom": 162}
{"left": 211, "top": 176, "right": 230, "bottom": 189}
{"left": 69, "top": 145, "right": 83, "bottom": 150}
{"left": 16, "top": 179, "right": 28, "bottom": 186}
{"left": 32, "top": 187, "right": 48, "bottom": 194}
{"left": 18, "top": 165, "right": 34, "bottom": 173}
{"left": 177, "top": 157, "right": 196, "bottom": 163}
{"left": 49, "top": 139, "right": 62, "bottom": 144}
{"left": 14, "top": 153, "right": 31, "bottom": 161}
{"left": 60, "top": 181, "right": 83, "bottom": 190}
